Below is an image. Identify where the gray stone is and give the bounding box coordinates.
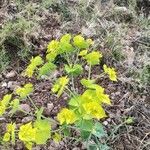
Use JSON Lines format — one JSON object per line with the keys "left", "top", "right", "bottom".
{"left": 1, "top": 82, "right": 7, "bottom": 87}
{"left": 20, "top": 104, "right": 31, "bottom": 113}
{"left": 47, "top": 103, "right": 54, "bottom": 112}
{"left": 5, "top": 70, "right": 16, "bottom": 78}
{"left": 22, "top": 116, "right": 33, "bottom": 123}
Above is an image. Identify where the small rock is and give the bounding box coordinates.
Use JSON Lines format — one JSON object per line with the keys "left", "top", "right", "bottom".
{"left": 85, "top": 65, "right": 89, "bottom": 71}
{"left": 1, "top": 82, "right": 7, "bottom": 87}
{"left": 20, "top": 104, "right": 31, "bottom": 113}
{"left": 7, "top": 81, "right": 20, "bottom": 90}
{"left": 47, "top": 103, "right": 54, "bottom": 112}
{"left": 114, "top": 6, "right": 128, "bottom": 12}
{"left": 72, "top": 148, "right": 80, "bottom": 150}
{"left": 5, "top": 70, "right": 16, "bottom": 78}
{"left": 22, "top": 116, "right": 33, "bottom": 123}
{"left": 103, "top": 121, "right": 108, "bottom": 126}
{"left": 0, "top": 74, "right": 3, "bottom": 81}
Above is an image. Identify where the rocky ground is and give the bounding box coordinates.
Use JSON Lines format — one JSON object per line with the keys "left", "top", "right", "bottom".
{"left": 0, "top": 0, "right": 150, "bottom": 150}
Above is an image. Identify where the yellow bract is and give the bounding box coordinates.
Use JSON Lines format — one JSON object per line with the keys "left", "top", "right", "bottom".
{"left": 103, "top": 64, "right": 117, "bottom": 81}
{"left": 47, "top": 40, "right": 59, "bottom": 53}
{"left": 79, "top": 50, "right": 88, "bottom": 56}
{"left": 83, "top": 102, "right": 107, "bottom": 120}
{"left": 16, "top": 83, "right": 34, "bottom": 98}
{"left": 53, "top": 133, "right": 61, "bottom": 143}
{"left": 52, "top": 76, "right": 69, "bottom": 97}
{"left": 19, "top": 122, "right": 36, "bottom": 142}
{"left": 0, "top": 103, "right": 6, "bottom": 116}
{"left": 57, "top": 108, "right": 77, "bottom": 125}
{"left": 0, "top": 94, "right": 12, "bottom": 116}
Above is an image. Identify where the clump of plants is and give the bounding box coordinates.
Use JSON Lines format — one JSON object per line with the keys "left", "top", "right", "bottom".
{"left": 0, "top": 34, "right": 117, "bottom": 149}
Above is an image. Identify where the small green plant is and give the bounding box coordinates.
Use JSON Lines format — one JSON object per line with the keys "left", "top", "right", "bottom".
{"left": 0, "top": 34, "right": 117, "bottom": 149}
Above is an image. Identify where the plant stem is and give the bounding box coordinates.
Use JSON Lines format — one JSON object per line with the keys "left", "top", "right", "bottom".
{"left": 28, "top": 96, "right": 38, "bottom": 110}
{"left": 65, "top": 87, "right": 76, "bottom": 97}
{"left": 71, "top": 75, "right": 75, "bottom": 93}
{"left": 88, "top": 64, "right": 92, "bottom": 79}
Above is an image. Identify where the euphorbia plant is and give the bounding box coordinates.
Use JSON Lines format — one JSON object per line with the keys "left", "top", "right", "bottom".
{"left": 1, "top": 34, "right": 117, "bottom": 150}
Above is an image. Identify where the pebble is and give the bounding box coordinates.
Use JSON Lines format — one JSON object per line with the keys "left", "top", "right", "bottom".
{"left": 22, "top": 116, "right": 33, "bottom": 123}
{"left": 103, "top": 121, "right": 108, "bottom": 126}
{"left": 85, "top": 65, "right": 89, "bottom": 71}
{"left": 1, "top": 82, "right": 7, "bottom": 87}
{"left": 5, "top": 70, "right": 16, "bottom": 78}
{"left": 20, "top": 104, "right": 31, "bottom": 113}
{"left": 47, "top": 103, "right": 54, "bottom": 112}
{"left": 7, "top": 81, "right": 20, "bottom": 90}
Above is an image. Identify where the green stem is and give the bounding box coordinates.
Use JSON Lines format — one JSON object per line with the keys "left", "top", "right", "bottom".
{"left": 71, "top": 75, "right": 75, "bottom": 93}
{"left": 27, "top": 96, "right": 38, "bottom": 110}
{"left": 88, "top": 64, "right": 92, "bottom": 79}
{"left": 65, "top": 87, "right": 77, "bottom": 97}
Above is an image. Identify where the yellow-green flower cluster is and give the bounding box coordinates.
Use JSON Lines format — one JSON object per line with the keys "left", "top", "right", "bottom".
{"left": 103, "top": 64, "right": 117, "bottom": 81}
{"left": 57, "top": 108, "right": 77, "bottom": 125}
{"left": 0, "top": 94, "right": 12, "bottom": 116}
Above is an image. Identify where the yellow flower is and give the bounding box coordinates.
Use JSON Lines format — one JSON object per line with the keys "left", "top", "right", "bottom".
{"left": 103, "top": 64, "right": 117, "bottom": 81}
{"left": 19, "top": 122, "right": 36, "bottom": 142}
{"left": 86, "top": 39, "right": 94, "bottom": 45}
{"left": 83, "top": 102, "right": 107, "bottom": 120}
{"left": 57, "top": 108, "right": 77, "bottom": 125}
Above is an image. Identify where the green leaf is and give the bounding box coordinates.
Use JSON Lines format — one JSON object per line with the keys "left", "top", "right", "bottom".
{"left": 46, "top": 52, "right": 57, "bottom": 62}
{"left": 80, "top": 79, "right": 95, "bottom": 88}
{"left": 52, "top": 76, "right": 69, "bottom": 97}
{"left": 84, "top": 51, "right": 102, "bottom": 65}
{"left": 38, "top": 62, "right": 56, "bottom": 77}
{"left": 1, "top": 94, "right": 12, "bottom": 106}
{"left": 16, "top": 83, "right": 34, "bottom": 99}
{"left": 62, "top": 127, "right": 71, "bottom": 137}
{"left": 79, "top": 50, "right": 88, "bottom": 56}
{"left": 58, "top": 42, "right": 74, "bottom": 54}
{"left": 77, "top": 119, "right": 93, "bottom": 132}
{"left": 60, "top": 34, "right": 71, "bottom": 43}
{"left": 65, "top": 64, "right": 83, "bottom": 76}
{"left": 36, "top": 107, "right": 44, "bottom": 120}
{"left": 3, "top": 133, "right": 10, "bottom": 142}
{"left": 92, "top": 123, "right": 106, "bottom": 138}
{"left": 88, "top": 144, "right": 99, "bottom": 150}
{"left": 68, "top": 96, "right": 81, "bottom": 107}
{"left": 10, "top": 99, "right": 20, "bottom": 115}
{"left": 81, "top": 130, "right": 91, "bottom": 140}
{"left": 30, "top": 56, "right": 43, "bottom": 66}
{"left": 34, "top": 119, "right": 51, "bottom": 144}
